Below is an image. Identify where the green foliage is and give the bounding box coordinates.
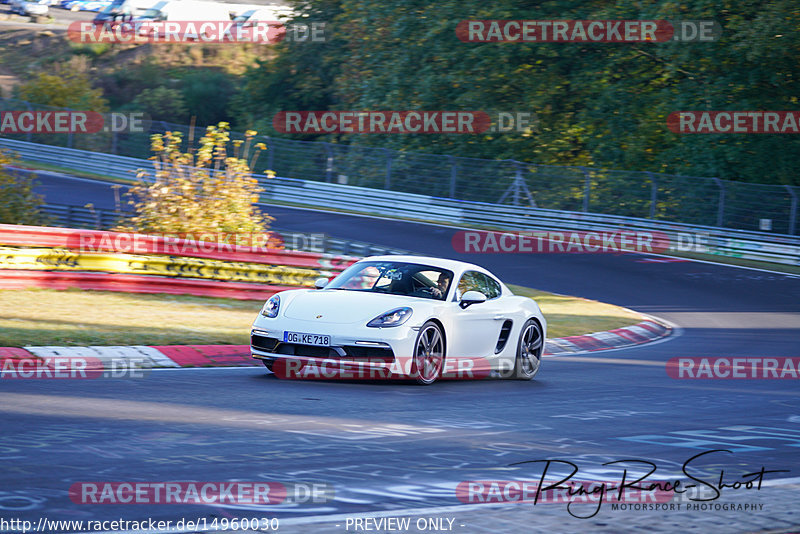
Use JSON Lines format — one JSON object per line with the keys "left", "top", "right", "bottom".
{"left": 119, "top": 123, "right": 278, "bottom": 237}
{"left": 0, "top": 151, "right": 49, "bottom": 226}
{"left": 231, "top": 0, "right": 344, "bottom": 133}
{"left": 132, "top": 86, "right": 189, "bottom": 123}
{"left": 15, "top": 72, "right": 108, "bottom": 111}
{"left": 179, "top": 70, "right": 237, "bottom": 126}
{"left": 68, "top": 41, "right": 112, "bottom": 57}
{"left": 235, "top": 0, "right": 800, "bottom": 186}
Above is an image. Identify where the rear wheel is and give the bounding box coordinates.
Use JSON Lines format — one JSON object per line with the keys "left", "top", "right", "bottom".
{"left": 513, "top": 319, "right": 542, "bottom": 380}
{"left": 410, "top": 321, "right": 444, "bottom": 385}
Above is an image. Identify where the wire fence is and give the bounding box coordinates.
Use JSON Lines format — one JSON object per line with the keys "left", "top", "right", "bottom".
{"left": 1, "top": 98, "right": 797, "bottom": 235}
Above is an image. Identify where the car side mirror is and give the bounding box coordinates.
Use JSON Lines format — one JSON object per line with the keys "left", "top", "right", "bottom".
{"left": 459, "top": 290, "right": 487, "bottom": 309}
{"left": 314, "top": 277, "right": 329, "bottom": 289}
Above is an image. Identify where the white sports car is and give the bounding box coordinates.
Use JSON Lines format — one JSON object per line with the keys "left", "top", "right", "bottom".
{"left": 250, "top": 255, "right": 546, "bottom": 384}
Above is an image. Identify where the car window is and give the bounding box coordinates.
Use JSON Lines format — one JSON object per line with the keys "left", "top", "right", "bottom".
{"left": 456, "top": 271, "right": 502, "bottom": 300}
{"left": 338, "top": 265, "right": 381, "bottom": 290}
{"left": 327, "top": 261, "right": 453, "bottom": 300}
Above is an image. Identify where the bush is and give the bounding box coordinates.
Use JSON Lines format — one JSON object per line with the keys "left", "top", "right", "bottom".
{"left": 15, "top": 72, "right": 108, "bottom": 111}
{"left": 119, "top": 123, "right": 279, "bottom": 242}
{"left": 0, "top": 150, "right": 49, "bottom": 225}
{"left": 131, "top": 86, "right": 189, "bottom": 123}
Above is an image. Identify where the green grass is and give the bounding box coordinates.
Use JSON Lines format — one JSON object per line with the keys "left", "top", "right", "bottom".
{"left": 0, "top": 286, "right": 645, "bottom": 347}
{"left": 507, "top": 284, "right": 643, "bottom": 338}
{"left": 0, "top": 289, "right": 261, "bottom": 346}
{"left": 19, "top": 159, "right": 137, "bottom": 185}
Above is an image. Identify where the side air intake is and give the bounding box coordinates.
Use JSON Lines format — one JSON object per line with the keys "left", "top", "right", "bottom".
{"left": 495, "top": 320, "right": 513, "bottom": 353}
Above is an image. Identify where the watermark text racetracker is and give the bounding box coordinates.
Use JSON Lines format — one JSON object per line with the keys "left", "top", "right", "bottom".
{"left": 453, "top": 230, "right": 723, "bottom": 254}
{"left": 667, "top": 357, "right": 800, "bottom": 379}
{"left": 68, "top": 21, "right": 326, "bottom": 44}
{"left": 69, "top": 481, "right": 333, "bottom": 505}
{"left": 668, "top": 111, "right": 800, "bottom": 134}
{"left": 0, "top": 517, "right": 279, "bottom": 533}
{"left": 272, "top": 111, "right": 538, "bottom": 134}
{"left": 1, "top": 356, "right": 149, "bottom": 379}
{"left": 0, "top": 111, "right": 148, "bottom": 134}
{"left": 456, "top": 20, "right": 721, "bottom": 43}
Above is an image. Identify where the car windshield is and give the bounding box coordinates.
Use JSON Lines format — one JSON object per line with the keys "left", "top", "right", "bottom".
{"left": 326, "top": 261, "right": 454, "bottom": 301}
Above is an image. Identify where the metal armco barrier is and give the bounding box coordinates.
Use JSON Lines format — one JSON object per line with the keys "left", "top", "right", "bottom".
{"left": 0, "top": 225, "right": 359, "bottom": 299}
{"left": 2, "top": 138, "right": 799, "bottom": 266}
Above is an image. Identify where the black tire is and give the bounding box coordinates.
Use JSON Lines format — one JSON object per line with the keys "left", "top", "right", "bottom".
{"left": 410, "top": 321, "right": 445, "bottom": 385}
{"left": 262, "top": 359, "right": 274, "bottom": 372}
{"left": 513, "top": 319, "right": 543, "bottom": 380}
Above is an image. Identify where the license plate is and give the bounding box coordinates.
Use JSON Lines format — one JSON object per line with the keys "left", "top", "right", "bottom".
{"left": 284, "top": 331, "right": 331, "bottom": 346}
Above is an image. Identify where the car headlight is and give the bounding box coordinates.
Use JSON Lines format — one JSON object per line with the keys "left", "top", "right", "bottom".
{"left": 260, "top": 294, "right": 280, "bottom": 318}
{"left": 367, "top": 307, "right": 413, "bottom": 328}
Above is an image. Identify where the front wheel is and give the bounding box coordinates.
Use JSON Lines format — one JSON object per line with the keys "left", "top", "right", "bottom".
{"left": 513, "top": 319, "right": 543, "bottom": 380}
{"left": 410, "top": 321, "right": 445, "bottom": 385}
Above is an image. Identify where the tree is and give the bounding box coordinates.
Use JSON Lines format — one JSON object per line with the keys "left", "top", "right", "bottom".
{"left": 15, "top": 72, "right": 108, "bottom": 111}
{"left": 0, "top": 150, "right": 49, "bottom": 226}
{"left": 119, "top": 123, "right": 279, "bottom": 243}
{"left": 131, "top": 87, "right": 189, "bottom": 123}
{"left": 235, "top": 0, "right": 800, "bottom": 186}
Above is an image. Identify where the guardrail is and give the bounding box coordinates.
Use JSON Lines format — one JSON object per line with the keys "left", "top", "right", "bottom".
{"left": 3, "top": 139, "right": 799, "bottom": 266}
{"left": 3, "top": 97, "right": 798, "bottom": 235}
{"left": 35, "top": 203, "right": 410, "bottom": 257}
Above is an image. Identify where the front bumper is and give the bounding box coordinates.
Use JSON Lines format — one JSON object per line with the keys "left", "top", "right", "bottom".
{"left": 250, "top": 316, "right": 421, "bottom": 378}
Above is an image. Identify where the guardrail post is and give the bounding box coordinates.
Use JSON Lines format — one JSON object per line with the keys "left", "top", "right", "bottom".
{"left": 22, "top": 100, "right": 33, "bottom": 143}
{"left": 448, "top": 156, "right": 457, "bottom": 198}
{"left": 384, "top": 149, "right": 392, "bottom": 189}
{"left": 66, "top": 106, "right": 74, "bottom": 148}
{"left": 786, "top": 185, "right": 798, "bottom": 235}
{"left": 324, "top": 143, "right": 333, "bottom": 183}
{"left": 713, "top": 177, "right": 725, "bottom": 227}
{"left": 580, "top": 167, "right": 591, "bottom": 212}
{"left": 264, "top": 136, "right": 274, "bottom": 172}
{"left": 646, "top": 171, "right": 657, "bottom": 219}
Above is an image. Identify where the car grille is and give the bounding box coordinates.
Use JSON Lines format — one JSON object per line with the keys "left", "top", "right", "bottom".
{"left": 251, "top": 334, "right": 280, "bottom": 352}
{"left": 251, "top": 334, "right": 394, "bottom": 361}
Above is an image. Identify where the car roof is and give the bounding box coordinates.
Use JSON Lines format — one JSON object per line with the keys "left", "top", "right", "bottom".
{"left": 358, "top": 255, "right": 493, "bottom": 275}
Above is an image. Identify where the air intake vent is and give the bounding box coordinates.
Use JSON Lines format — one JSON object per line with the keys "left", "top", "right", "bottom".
{"left": 495, "top": 320, "right": 513, "bottom": 353}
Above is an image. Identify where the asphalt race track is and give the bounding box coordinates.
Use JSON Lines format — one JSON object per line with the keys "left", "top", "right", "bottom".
{"left": 0, "top": 172, "right": 798, "bottom": 533}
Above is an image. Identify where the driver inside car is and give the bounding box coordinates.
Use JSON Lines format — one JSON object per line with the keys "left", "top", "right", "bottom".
{"left": 429, "top": 272, "right": 451, "bottom": 299}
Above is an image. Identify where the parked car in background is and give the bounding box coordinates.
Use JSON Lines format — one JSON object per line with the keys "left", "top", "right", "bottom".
{"left": 92, "top": 0, "right": 163, "bottom": 24}
{"left": 62, "top": 0, "right": 112, "bottom": 11}
{"left": 9, "top": 0, "right": 49, "bottom": 16}
{"left": 232, "top": 6, "right": 293, "bottom": 28}
{"left": 135, "top": 0, "right": 230, "bottom": 23}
